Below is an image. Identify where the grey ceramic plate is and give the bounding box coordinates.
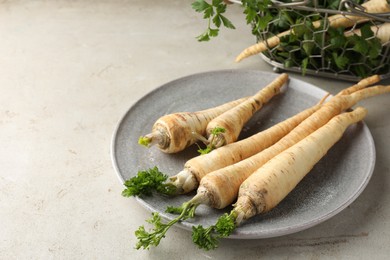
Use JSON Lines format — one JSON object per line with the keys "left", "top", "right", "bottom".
{"left": 111, "top": 69, "right": 375, "bottom": 239}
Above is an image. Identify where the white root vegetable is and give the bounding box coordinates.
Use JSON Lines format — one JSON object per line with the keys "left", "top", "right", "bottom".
{"left": 344, "top": 23, "right": 390, "bottom": 44}
{"left": 189, "top": 82, "right": 389, "bottom": 210}
{"left": 205, "top": 73, "right": 289, "bottom": 149}
{"left": 192, "top": 107, "right": 369, "bottom": 250}
{"left": 170, "top": 93, "right": 327, "bottom": 194}
{"left": 139, "top": 96, "right": 247, "bottom": 153}
{"left": 235, "top": 107, "right": 368, "bottom": 222}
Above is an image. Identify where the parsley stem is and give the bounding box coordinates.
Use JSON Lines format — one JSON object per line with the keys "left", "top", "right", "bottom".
{"left": 136, "top": 194, "right": 208, "bottom": 249}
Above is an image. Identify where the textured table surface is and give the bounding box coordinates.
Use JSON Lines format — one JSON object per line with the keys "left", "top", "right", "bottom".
{"left": 1, "top": 1, "right": 389, "bottom": 259}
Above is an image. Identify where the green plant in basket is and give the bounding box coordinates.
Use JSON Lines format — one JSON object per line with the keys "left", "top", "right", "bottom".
{"left": 192, "top": 0, "right": 390, "bottom": 78}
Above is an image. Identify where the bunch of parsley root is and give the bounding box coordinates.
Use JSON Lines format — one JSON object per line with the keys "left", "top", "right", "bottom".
{"left": 193, "top": 0, "right": 390, "bottom": 78}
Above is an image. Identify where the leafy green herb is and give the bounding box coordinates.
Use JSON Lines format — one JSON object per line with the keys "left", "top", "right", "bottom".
{"left": 138, "top": 136, "right": 152, "bottom": 147}
{"left": 243, "top": 5, "right": 258, "bottom": 25}
{"left": 192, "top": 225, "right": 219, "bottom": 251}
{"left": 135, "top": 213, "right": 164, "bottom": 249}
{"left": 192, "top": 0, "right": 388, "bottom": 78}
{"left": 135, "top": 200, "right": 200, "bottom": 249}
{"left": 254, "top": 11, "right": 273, "bottom": 31}
{"left": 302, "top": 34, "right": 315, "bottom": 56}
{"left": 332, "top": 52, "right": 349, "bottom": 70}
{"left": 165, "top": 205, "right": 184, "bottom": 214}
{"left": 268, "top": 14, "right": 387, "bottom": 78}
{"left": 352, "top": 36, "right": 369, "bottom": 56}
{"left": 192, "top": 0, "right": 235, "bottom": 41}
{"left": 122, "top": 167, "right": 177, "bottom": 197}
{"left": 301, "top": 57, "right": 309, "bottom": 76}
{"left": 214, "top": 212, "right": 237, "bottom": 237}
{"left": 197, "top": 145, "right": 212, "bottom": 155}
{"left": 327, "top": 26, "right": 346, "bottom": 47}
{"left": 192, "top": 211, "right": 237, "bottom": 250}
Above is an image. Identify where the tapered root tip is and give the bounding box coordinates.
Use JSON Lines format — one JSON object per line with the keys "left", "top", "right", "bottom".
{"left": 235, "top": 52, "right": 248, "bottom": 62}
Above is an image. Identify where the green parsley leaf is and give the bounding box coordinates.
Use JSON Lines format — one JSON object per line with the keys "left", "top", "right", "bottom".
{"left": 192, "top": 0, "right": 210, "bottom": 12}
{"left": 197, "top": 146, "right": 212, "bottom": 155}
{"left": 332, "top": 52, "right": 349, "bottom": 69}
{"left": 165, "top": 205, "right": 184, "bottom": 214}
{"left": 350, "top": 35, "right": 369, "bottom": 56}
{"left": 196, "top": 31, "right": 211, "bottom": 42}
{"left": 203, "top": 5, "right": 214, "bottom": 19}
{"left": 301, "top": 57, "right": 309, "bottom": 76}
{"left": 192, "top": 225, "right": 219, "bottom": 251}
{"left": 244, "top": 7, "right": 257, "bottom": 24}
{"left": 212, "top": 14, "right": 222, "bottom": 28}
{"left": 360, "top": 23, "right": 374, "bottom": 39}
{"left": 214, "top": 213, "right": 236, "bottom": 237}
{"left": 255, "top": 12, "right": 272, "bottom": 31}
{"left": 138, "top": 136, "right": 152, "bottom": 147}
{"left": 135, "top": 202, "right": 200, "bottom": 249}
{"left": 193, "top": 0, "right": 234, "bottom": 41}
{"left": 302, "top": 32, "right": 315, "bottom": 56}
{"left": 368, "top": 39, "right": 382, "bottom": 59}
{"left": 122, "top": 167, "right": 176, "bottom": 197}
{"left": 220, "top": 15, "right": 235, "bottom": 29}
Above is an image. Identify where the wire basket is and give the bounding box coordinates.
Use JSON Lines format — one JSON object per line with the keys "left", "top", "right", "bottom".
{"left": 234, "top": 0, "right": 390, "bottom": 81}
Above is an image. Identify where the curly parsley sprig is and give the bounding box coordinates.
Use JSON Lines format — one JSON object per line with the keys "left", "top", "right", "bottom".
{"left": 122, "top": 167, "right": 177, "bottom": 197}
{"left": 135, "top": 198, "right": 202, "bottom": 249}
{"left": 192, "top": 211, "right": 238, "bottom": 250}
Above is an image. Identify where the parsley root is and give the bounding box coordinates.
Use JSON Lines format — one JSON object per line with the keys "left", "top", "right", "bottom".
{"left": 205, "top": 73, "right": 288, "bottom": 150}
{"left": 190, "top": 83, "right": 390, "bottom": 211}
{"left": 335, "top": 74, "right": 381, "bottom": 96}
{"left": 170, "top": 93, "right": 327, "bottom": 194}
{"left": 344, "top": 23, "right": 390, "bottom": 44}
{"left": 238, "top": 110, "right": 368, "bottom": 217}
{"left": 192, "top": 107, "right": 368, "bottom": 250}
{"left": 139, "top": 96, "right": 247, "bottom": 153}
{"left": 124, "top": 98, "right": 324, "bottom": 197}
{"left": 133, "top": 79, "right": 390, "bottom": 250}
{"left": 312, "top": 0, "right": 390, "bottom": 29}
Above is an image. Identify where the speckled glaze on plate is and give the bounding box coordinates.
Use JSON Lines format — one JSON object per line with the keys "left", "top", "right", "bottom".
{"left": 111, "top": 69, "right": 376, "bottom": 239}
